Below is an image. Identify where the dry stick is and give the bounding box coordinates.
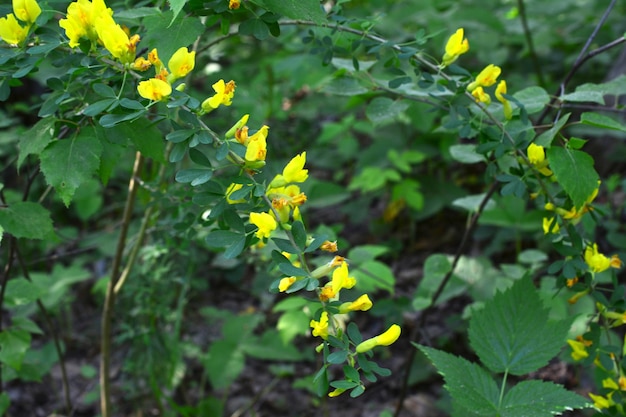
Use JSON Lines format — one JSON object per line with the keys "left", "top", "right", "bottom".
{"left": 13, "top": 246, "right": 73, "bottom": 414}
{"left": 536, "top": 0, "right": 619, "bottom": 125}
{"left": 100, "top": 151, "right": 144, "bottom": 417}
{"left": 393, "top": 181, "right": 499, "bottom": 417}
{"left": 516, "top": 0, "right": 546, "bottom": 88}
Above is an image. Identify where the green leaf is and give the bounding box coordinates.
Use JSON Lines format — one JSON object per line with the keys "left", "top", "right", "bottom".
{"left": 0, "top": 202, "right": 54, "bottom": 240}
{"left": 143, "top": 12, "right": 204, "bottom": 65}
{"left": 291, "top": 220, "right": 307, "bottom": 250}
{"left": 580, "top": 112, "right": 626, "bottom": 132}
{"left": 561, "top": 90, "right": 604, "bottom": 104}
{"left": 40, "top": 133, "right": 103, "bottom": 207}
{"left": 449, "top": 144, "right": 486, "bottom": 164}
{"left": 352, "top": 260, "right": 394, "bottom": 294}
{"left": 547, "top": 147, "right": 599, "bottom": 209}
{"left": 204, "top": 340, "right": 245, "bottom": 390}
{"left": 107, "top": 118, "right": 165, "bottom": 163}
{"left": 241, "top": 331, "right": 304, "bottom": 361}
{"left": 205, "top": 230, "right": 243, "bottom": 248}
{"left": 18, "top": 117, "right": 56, "bottom": 169}
{"left": 468, "top": 277, "right": 571, "bottom": 375}
{"left": 93, "top": 83, "right": 116, "bottom": 98}
{"left": 0, "top": 393, "right": 9, "bottom": 416}
{"left": 278, "top": 262, "right": 307, "bottom": 277}
{"left": 168, "top": 0, "right": 187, "bottom": 25}
{"left": 83, "top": 99, "right": 118, "bottom": 116}
{"left": 0, "top": 329, "right": 31, "bottom": 371}
{"left": 261, "top": 0, "right": 326, "bottom": 24}
{"left": 418, "top": 346, "right": 500, "bottom": 416}
{"left": 535, "top": 113, "right": 570, "bottom": 147}
{"left": 348, "top": 245, "right": 390, "bottom": 263}
{"left": 501, "top": 380, "right": 590, "bottom": 417}
{"left": 175, "top": 169, "right": 213, "bottom": 186}
{"left": 513, "top": 86, "right": 549, "bottom": 114}
{"left": 322, "top": 76, "right": 369, "bottom": 96}
{"left": 223, "top": 235, "right": 246, "bottom": 259}
{"left": 239, "top": 19, "right": 271, "bottom": 40}
{"left": 366, "top": 97, "right": 410, "bottom": 125}
{"left": 5, "top": 278, "right": 46, "bottom": 307}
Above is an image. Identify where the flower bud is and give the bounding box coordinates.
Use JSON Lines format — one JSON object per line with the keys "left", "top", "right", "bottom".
{"left": 356, "top": 324, "right": 401, "bottom": 353}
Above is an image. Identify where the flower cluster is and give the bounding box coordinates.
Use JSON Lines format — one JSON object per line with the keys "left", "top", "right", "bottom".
{"left": 441, "top": 28, "right": 512, "bottom": 120}
{"left": 136, "top": 47, "right": 196, "bottom": 101}
{"left": 0, "top": 0, "right": 41, "bottom": 46}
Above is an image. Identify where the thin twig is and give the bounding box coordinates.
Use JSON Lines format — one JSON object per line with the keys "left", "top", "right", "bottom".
{"left": 100, "top": 151, "right": 144, "bottom": 417}
{"left": 516, "top": 0, "right": 545, "bottom": 88}
{"left": 537, "top": 0, "right": 619, "bottom": 124}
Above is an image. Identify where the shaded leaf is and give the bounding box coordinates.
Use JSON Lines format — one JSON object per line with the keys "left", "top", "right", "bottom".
{"left": 547, "top": 147, "right": 599, "bottom": 209}
{"left": 0, "top": 202, "right": 53, "bottom": 240}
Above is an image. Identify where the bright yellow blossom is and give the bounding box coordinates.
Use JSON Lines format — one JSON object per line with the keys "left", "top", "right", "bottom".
{"left": 584, "top": 244, "right": 621, "bottom": 274}
{"left": 137, "top": 78, "right": 172, "bottom": 101}
{"left": 269, "top": 152, "right": 309, "bottom": 188}
{"left": 467, "top": 64, "right": 501, "bottom": 92}
{"left": 495, "top": 80, "right": 512, "bottom": 119}
{"left": 310, "top": 311, "right": 329, "bottom": 339}
{"left": 202, "top": 79, "right": 236, "bottom": 111}
{"left": 603, "top": 378, "right": 620, "bottom": 391}
{"left": 245, "top": 128, "right": 268, "bottom": 162}
{"left": 328, "top": 388, "right": 346, "bottom": 397}
{"left": 225, "top": 183, "right": 245, "bottom": 204}
{"left": 471, "top": 86, "right": 491, "bottom": 104}
{"left": 527, "top": 143, "right": 552, "bottom": 176}
{"left": 0, "top": 13, "right": 29, "bottom": 45}
{"left": 589, "top": 392, "right": 614, "bottom": 410}
{"left": 132, "top": 56, "right": 151, "bottom": 71}
{"left": 441, "top": 28, "right": 469, "bottom": 67}
{"left": 249, "top": 212, "right": 277, "bottom": 239}
{"left": 319, "top": 262, "right": 356, "bottom": 302}
{"left": 13, "top": 0, "right": 41, "bottom": 25}
{"left": 95, "top": 14, "right": 139, "bottom": 65}
{"left": 320, "top": 240, "right": 338, "bottom": 252}
{"left": 339, "top": 294, "right": 373, "bottom": 313}
{"left": 229, "top": 0, "right": 241, "bottom": 9}
{"left": 278, "top": 277, "right": 297, "bottom": 292}
{"left": 356, "top": 324, "right": 401, "bottom": 353}
{"left": 59, "top": 0, "right": 113, "bottom": 48}
{"left": 566, "top": 339, "right": 589, "bottom": 361}
{"left": 167, "top": 47, "right": 195, "bottom": 83}
{"left": 542, "top": 217, "right": 559, "bottom": 234}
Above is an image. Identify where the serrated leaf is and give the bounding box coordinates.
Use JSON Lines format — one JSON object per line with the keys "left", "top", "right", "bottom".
{"left": 580, "top": 112, "right": 626, "bottom": 132}
{"left": 0, "top": 202, "right": 53, "bottom": 240}
{"left": 501, "top": 380, "right": 590, "bottom": 417}
{"left": 468, "top": 278, "right": 571, "bottom": 375}
{"left": 418, "top": 346, "right": 500, "bottom": 416}
{"left": 547, "top": 147, "right": 599, "bottom": 210}
{"left": 5, "top": 278, "right": 46, "bottom": 307}
{"left": 261, "top": 0, "right": 325, "bottom": 24}
{"left": 18, "top": 117, "right": 55, "bottom": 169}
{"left": 40, "top": 134, "right": 102, "bottom": 207}
{"left": 366, "top": 97, "right": 410, "bottom": 125}
{"left": 106, "top": 118, "right": 165, "bottom": 163}
{"left": 168, "top": 0, "right": 187, "bottom": 26}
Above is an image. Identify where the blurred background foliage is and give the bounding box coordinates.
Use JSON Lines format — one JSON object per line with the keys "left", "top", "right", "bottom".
{"left": 2, "top": 0, "right": 626, "bottom": 415}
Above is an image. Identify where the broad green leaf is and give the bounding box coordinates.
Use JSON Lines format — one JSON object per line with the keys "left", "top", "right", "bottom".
{"left": 366, "top": 97, "right": 410, "bottom": 125}
{"left": 563, "top": 75, "right": 626, "bottom": 105}
{"left": 5, "top": 278, "right": 46, "bottom": 307}
{"left": 468, "top": 278, "right": 571, "bottom": 375}
{"left": 322, "top": 76, "right": 368, "bottom": 96}
{"left": 107, "top": 117, "right": 165, "bottom": 163}
{"left": 501, "top": 380, "right": 590, "bottom": 417}
{"left": 348, "top": 245, "right": 390, "bottom": 264}
{"left": 175, "top": 169, "right": 213, "bottom": 186}
{"left": 513, "top": 86, "right": 549, "bottom": 114}
{"left": 418, "top": 346, "right": 500, "bottom": 416}
{"left": 352, "top": 260, "right": 394, "bottom": 293}
{"left": 535, "top": 113, "right": 570, "bottom": 147}
{"left": 261, "top": 0, "right": 326, "bottom": 24}
{"left": 580, "top": 112, "right": 626, "bottom": 132}
{"left": 18, "top": 117, "right": 56, "bottom": 169}
{"left": 561, "top": 90, "right": 604, "bottom": 104}
{"left": 547, "top": 147, "right": 599, "bottom": 209}
{"left": 40, "top": 133, "right": 102, "bottom": 207}
{"left": 143, "top": 12, "right": 204, "bottom": 65}
{"left": 449, "top": 144, "right": 486, "bottom": 164}
{"left": 0, "top": 329, "right": 31, "bottom": 371}
{"left": 168, "top": 0, "right": 187, "bottom": 26}
{"left": 0, "top": 202, "right": 53, "bottom": 240}
{"left": 204, "top": 340, "right": 245, "bottom": 389}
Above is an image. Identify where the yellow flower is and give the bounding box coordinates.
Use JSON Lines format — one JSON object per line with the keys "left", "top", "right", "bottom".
{"left": 527, "top": 143, "right": 553, "bottom": 176}
{"left": 132, "top": 56, "right": 151, "bottom": 71}
{"left": 619, "top": 376, "right": 626, "bottom": 391}
{"left": 338, "top": 294, "right": 373, "bottom": 313}
{"left": 441, "top": 28, "right": 469, "bottom": 67}
{"left": 225, "top": 114, "right": 249, "bottom": 138}
{"left": 310, "top": 311, "right": 329, "bottom": 339}
{"left": 589, "top": 392, "right": 614, "bottom": 410}
{"left": 328, "top": 388, "right": 346, "bottom": 397}
{"left": 225, "top": 183, "right": 245, "bottom": 204}
{"left": 495, "top": 80, "right": 512, "bottom": 120}
{"left": 566, "top": 339, "right": 589, "bottom": 361}
{"left": 249, "top": 212, "right": 277, "bottom": 239}
{"left": 0, "top": 13, "right": 29, "bottom": 45}
{"left": 59, "top": 0, "right": 112, "bottom": 48}
{"left": 542, "top": 217, "right": 559, "bottom": 234}
{"left": 467, "top": 64, "right": 501, "bottom": 92}
{"left": 201, "top": 79, "right": 236, "bottom": 111}
{"left": 269, "top": 152, "right": 309, "bottom": 188}
{"left": 12, "top": 0, "right": 41, "bottom": 25}
{"left": 603, "top": 378, "right": 620, "bottom": 391}
{"left": 356, "top": 324, "right": 401, "bottom": 353}
{"left": 137, "top": 78, "right": 172, "bottom": 101}
{"left": 95, "top": 14, "right": 139, "bottom": 65}
{"left": 565, "top": 276, "right": 578, "bottom": 288}
{"left": 585, "top": 244, "right": 612, "bottom": 273}
{"left": 471, "top": 86, "right": 491, "bottom": 105}
{"left": 320, "top": 262, "right": 356, "bottom": 302}
{"left": 320, "top": 240, "right": 338, "bottom": 252}
{"left": 278, "top": 277, "right": 297, "bottom": 292}
{"left": 228, "top": 0, "right": 241, "bottom": 9}
{"left": 245, "top": 127, "right": 268, "bottom": 162}
{"left": 167, "top": 47, "right": 196, "bottom": 83}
